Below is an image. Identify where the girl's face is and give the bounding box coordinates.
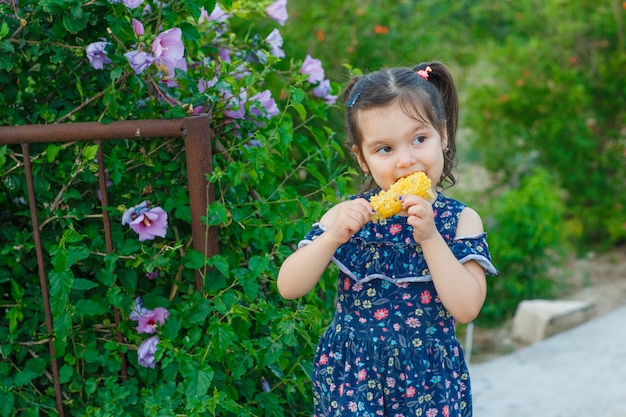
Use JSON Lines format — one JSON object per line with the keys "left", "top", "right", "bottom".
{"left": 353, "top": 100, "right": 446, "bottom": 193}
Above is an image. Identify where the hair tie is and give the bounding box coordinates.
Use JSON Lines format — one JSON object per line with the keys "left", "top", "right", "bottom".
{"left": 417, "top": 66, "right": 432, "bottom": 80}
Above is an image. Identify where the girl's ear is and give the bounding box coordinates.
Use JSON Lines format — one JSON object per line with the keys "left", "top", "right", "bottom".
{"left": 352, "top": 144, "right": 369, "bottom": 175}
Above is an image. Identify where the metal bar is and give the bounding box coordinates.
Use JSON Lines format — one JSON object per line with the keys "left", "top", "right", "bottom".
{"left": 181, "top": 116, "right": 219, "bottom": 292}
{"left": 96, "top": 142, "right": 127, "bottom": 380}
{"left": 3, "top": 116, "right": 216, "bottom": 415}
{"left": 21, "top": 143, "right": 65, "bottom": 417}
{"left": 0, "top": 119, "right": 186, "bottom": 144}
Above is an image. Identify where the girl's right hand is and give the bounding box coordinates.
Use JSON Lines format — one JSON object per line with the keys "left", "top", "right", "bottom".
{"left": 319, "top": 198, "right": 372, "bottom": 245}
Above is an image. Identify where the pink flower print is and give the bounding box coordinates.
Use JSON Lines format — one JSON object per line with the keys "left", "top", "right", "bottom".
{"left": 266, "top": 0, "right": 288, "bottom": 26}
{"left": 348, "top": 402, "right": 357, "bottom": 412}
{"left": 374, "top": 308, "right": 388, "bottom": 320}
{"left": 137, "top": 307, "right": 169, "bottom": 334}
{"left": 405, "top": 317, "right": 421, "bottom": 328}
{"left": 357, "top": 369, "right": 367, "bottom": 381}
{"left": 443, "top": 405, "right": 450, "bottom": 417}
{"left": 122, "top": 201, "right": 168, "bottom": 241}
{"left": 386, "top": 377, "right": 396, "bottom": 388}
{"left": 137, "top": 336, "right": 159, "bottom": 368}
{"left": 318, "top": 354, "right": 328, "bottom": 365}
{"left": 393, "top": 323, "right": 400, "bottom": 331}
{"left": 420, "top": 290, "right": 432, "bottom": 304}
{"left": 343, "top": 277, "right": 351, "bottom": 291}
{"left": 389, "top": 223, "right": 402, "bottom": 235}
{"left": 406, "top": 386, "right": 416, "bottom": 398}
{"left": 426, "top": 408, "right": 438, "bottom": 417}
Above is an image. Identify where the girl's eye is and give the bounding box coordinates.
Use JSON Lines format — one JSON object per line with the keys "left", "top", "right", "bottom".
{"left": 375, "top": 145, "right": 393, "bottom": 154}
{"left": 412, "top": 136, "right": 427, "bottom": 144}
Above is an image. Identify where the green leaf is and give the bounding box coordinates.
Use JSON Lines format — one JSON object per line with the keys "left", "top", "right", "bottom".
{"left": 0, "top": 22, "right": 9, "bottom": 40}
{"left": 183, "top": 249, "right": 207, "bottom": 270}
{"left": 63, "top": 6, "right": 87, "bottom": 33}
{"left": 0, "top": 390, "right": 15, "bottom": 417}
{"left": 49, "top": 270, "right": 74, "bottom": 317}
{"left": 14, "top": 358, "right": 46, "bottom": 387}
{"left": 180, "top": 360, "right": 214, "bottom": 400}
{"left": 207, "top": 254, "right": 230, "bottom": 278}
{"left": 208, "top": 321, "right": 237, "bottom": 359}
{"left": 72, "top": 278, "right": 99, "bottom": 291}
{"left": 82, "top": 144, "right": 99, "bottom": 161}
{"left": 45, "top": 144, "right": 63, "bottom": 162}
{"left": 75, "top": 299, "right": 108, "bottom": 317}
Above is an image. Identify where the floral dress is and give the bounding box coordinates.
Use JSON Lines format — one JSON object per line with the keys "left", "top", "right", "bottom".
{"left": 298, "top": 191, "right": 498, "bottom": 417}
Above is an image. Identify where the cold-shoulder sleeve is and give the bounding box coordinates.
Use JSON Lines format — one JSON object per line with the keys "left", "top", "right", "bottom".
{"left": 450, "top": 232, "right": 498, "bottom": 275}
{"left": 297, "top": 223, "right": 327, "bottom": 248}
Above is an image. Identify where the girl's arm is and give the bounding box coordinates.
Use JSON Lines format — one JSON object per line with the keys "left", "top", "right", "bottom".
{"left": 405, "top": 197, "right": 487, "bottom": 323}
{"left": 277, "top": 198, "right": 372, "bottom": 299}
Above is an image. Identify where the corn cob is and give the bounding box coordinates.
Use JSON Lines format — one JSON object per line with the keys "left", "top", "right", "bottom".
{"left": 370, "top": 171, "right": 434, "bottom": 221}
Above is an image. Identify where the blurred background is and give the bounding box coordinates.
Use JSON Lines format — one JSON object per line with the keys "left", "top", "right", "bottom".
{"left": 277, "top": 0, "right": 626, "bottom": 331}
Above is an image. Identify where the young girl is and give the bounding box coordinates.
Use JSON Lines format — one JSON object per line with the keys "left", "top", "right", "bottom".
{"left": 277, "top": 62, "right": 497, "bottom": 417}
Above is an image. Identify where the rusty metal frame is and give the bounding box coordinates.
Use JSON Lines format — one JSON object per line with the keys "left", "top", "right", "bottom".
{"left": 0, "top": 115, "right": 218, "bottom": 416}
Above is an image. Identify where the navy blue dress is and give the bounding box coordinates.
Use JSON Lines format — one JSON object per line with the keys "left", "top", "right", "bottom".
{"left": 298, "top": 191, "right": 497, "bottom": 417}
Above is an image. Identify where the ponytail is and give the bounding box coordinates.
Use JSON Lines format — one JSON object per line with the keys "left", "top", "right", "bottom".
{"left": 413, "top": 62, "right": 458, "bottom": 146}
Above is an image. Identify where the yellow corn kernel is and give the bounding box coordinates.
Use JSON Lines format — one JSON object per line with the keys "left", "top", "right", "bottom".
{"left": 370, "top": 171, "right": 434, "bottom": 221}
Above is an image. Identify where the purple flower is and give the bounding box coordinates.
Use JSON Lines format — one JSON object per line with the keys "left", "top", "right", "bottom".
{"left": 266, "top": 0, "right": 288, "bottom": 26}
{"left": 245, "top": 139, "right": 262, "bottom": 148}
{"left": 122, "top": 0, "right": 143, "bottom": 9}
{"left": 152, "top": 28, "right": 185, "bottom": 68}
{"left": 224, "top": 88, "right": 247, "bottom": 120}
{"left": 146, "top": 270, "right": 158, "bottom": 280}
{"left": 137, "top": 336, "right": 159, "bottom": 368}
{"left": 136, "top": 307, "right": 169, "bottom": 334}
{"left": 265, "top": 29, "right": 285, "bottom": 58}
{"left": 129, "top": 297, "right": 149, "bottom": 321}
{"left": 132, "top": 18, "right": 145, "bottom": 36}
{"left": 198, "top": 77, "right": 218, "bottom": 93}
{"left": 162, "top": 57, "right": 188, "bottom": 87}
{"left": 86, "top": 42, "right": 111, "bottom": 70}
{"left": 124, "top": 50, "right": 155, "bottom": 74}
{"left": 249, "top": 90, "right": 279, "bottom": 119}
{"left": 122, "top": 201, "right": 168, "bottom": 241}
{"left": 200, "top": 4, "right": 230, "bottom": 24}
{"left": 300, "top": 54, "right": 325, "bottom": 84}
{"left": 312, "top": 79, "right": 337, "bottom": 105}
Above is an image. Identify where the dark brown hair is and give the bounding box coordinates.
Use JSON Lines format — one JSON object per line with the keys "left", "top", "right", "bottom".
{"left": 341, "top": 62, "right": 459, "bottom": 188}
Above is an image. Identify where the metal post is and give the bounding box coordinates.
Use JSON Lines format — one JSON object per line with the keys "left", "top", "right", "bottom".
{"left": 21, "top": 143, "right": 65, "bottom": 417}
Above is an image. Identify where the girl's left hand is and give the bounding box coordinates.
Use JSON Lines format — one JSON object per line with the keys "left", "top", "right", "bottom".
{"left": 401, "top": 195, "right": 438, "bottom": 243}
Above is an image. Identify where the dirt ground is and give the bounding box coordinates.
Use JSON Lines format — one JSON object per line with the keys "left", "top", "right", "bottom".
{"left": 469, "top": 246, "right": 626, "bottom": 363}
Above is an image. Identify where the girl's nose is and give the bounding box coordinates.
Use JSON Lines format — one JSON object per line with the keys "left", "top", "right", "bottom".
{"left": 396, "top": 150, "right": 416, "bottom": 168}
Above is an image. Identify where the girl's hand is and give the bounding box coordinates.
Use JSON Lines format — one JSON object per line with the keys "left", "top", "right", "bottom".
{"left": 319, "top": 198, "right": 373, "bottom": 245}
{"left": 401, "top": 195, "right": 438, "bottom": 243}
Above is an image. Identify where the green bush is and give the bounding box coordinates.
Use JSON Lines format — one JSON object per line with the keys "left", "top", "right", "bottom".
{"left": 464, "top": 1, "right": 626, "bottom": 249}
{"left": 0, "top": 0, "right": 348, "bottom": 415}
{"left": 478, "top": 168, "right": 568, "bottom": 325}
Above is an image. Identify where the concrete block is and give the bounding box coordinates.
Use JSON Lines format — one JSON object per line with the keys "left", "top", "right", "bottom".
{"left": 511, "top": 299, "right": 595, "bottom": 344}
